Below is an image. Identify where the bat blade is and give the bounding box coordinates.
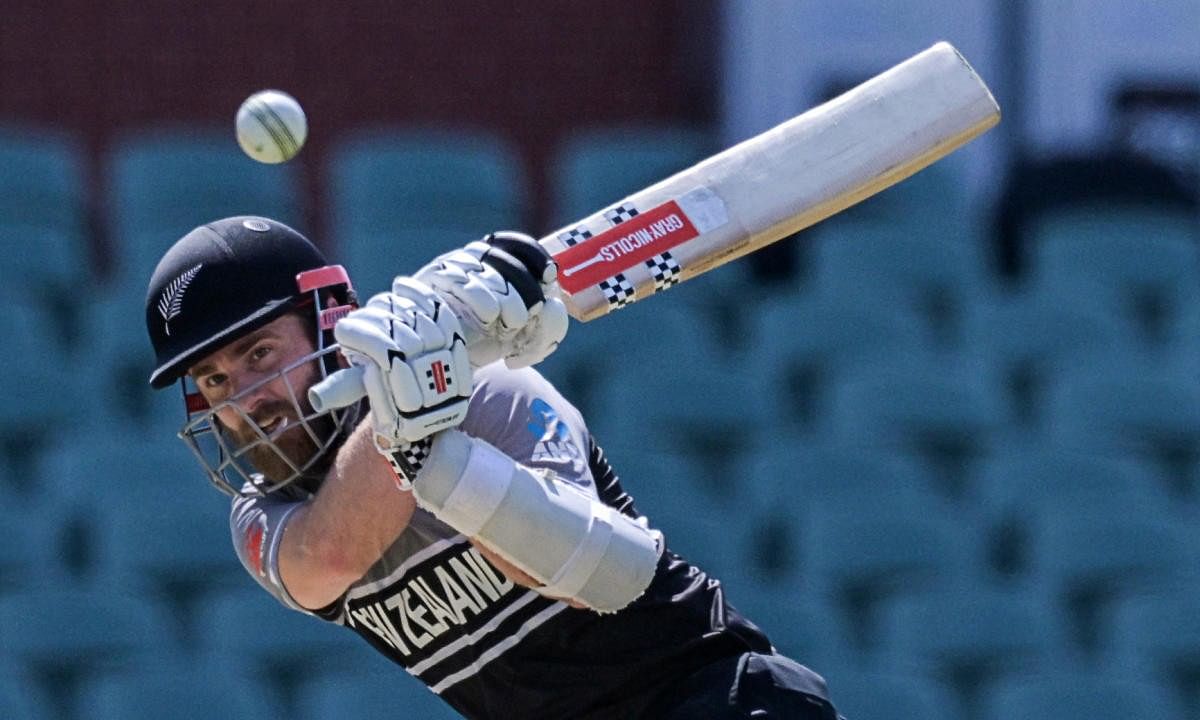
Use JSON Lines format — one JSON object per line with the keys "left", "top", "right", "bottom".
{"left": 540, "top": 41, "right": 1001, "bottom": 322}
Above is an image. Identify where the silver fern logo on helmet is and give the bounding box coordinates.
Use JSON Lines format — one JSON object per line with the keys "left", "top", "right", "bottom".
{"left": 157, "top": 263, "right": 203, "bottom": 336}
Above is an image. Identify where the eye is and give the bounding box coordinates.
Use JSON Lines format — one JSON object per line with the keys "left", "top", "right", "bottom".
{"left": 251, "top": 345, "right": 272, "bottom": 361}
{"left": 202, "top": 373, "right": 227, "bottom": 390}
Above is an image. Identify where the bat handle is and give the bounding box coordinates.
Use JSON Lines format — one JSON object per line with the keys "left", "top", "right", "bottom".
{"left": 309, "top": 316, "right": 489, "bottom": 413}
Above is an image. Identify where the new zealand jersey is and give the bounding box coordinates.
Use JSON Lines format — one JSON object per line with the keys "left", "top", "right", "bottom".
{"left": 231, "top": 363, "right": 772, "bottom": 719}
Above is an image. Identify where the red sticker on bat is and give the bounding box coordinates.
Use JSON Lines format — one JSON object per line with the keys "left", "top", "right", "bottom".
{"left": 553, "top": 200, "right": 699, "bottom": 293}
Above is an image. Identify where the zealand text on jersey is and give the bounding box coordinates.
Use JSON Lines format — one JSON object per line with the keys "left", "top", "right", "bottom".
{"left": 346, "top": 545, "right": 517, "bottom": 656}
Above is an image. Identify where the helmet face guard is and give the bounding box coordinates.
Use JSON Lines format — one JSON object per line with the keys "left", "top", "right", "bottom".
{"left": 176, "top": 266, "right": 359, "bottom": 498}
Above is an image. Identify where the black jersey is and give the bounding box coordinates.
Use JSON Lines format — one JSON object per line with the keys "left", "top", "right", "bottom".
{"left": 231, "top": 363, "right": 772, "bottom": 719}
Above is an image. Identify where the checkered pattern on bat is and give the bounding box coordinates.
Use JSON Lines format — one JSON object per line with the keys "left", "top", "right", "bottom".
{"left": 604, "top": 202, "right": 639, "bottom": 226}
{"left": 646, "top": 252, "right": 682, "bottom": 292}
{"left": 598, "top": 274, "right": 636, "bottom": 310}
{"left": 557, "top": 227, "right": 592, "bottom": 247}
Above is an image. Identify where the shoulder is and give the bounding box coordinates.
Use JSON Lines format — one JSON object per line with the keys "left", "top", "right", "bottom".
{"left": 462, "top": 363, "right": 594, "bottom": 486}
{"left": 464, "top": 363, "right": 582, "bottom": 434}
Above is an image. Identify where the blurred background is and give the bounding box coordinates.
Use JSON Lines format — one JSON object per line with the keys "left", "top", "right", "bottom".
{"left": 1, "top": 1, "right": 1199, "bottom": 719}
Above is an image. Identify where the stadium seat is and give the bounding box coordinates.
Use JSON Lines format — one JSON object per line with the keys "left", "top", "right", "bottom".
{"left": 588, "top": 340, "right": 772, "bottom": 470}
{"left": 982, "top": 672, "right": 1185, "bottom": 720}
{"left": 1028, "top": 205, "right": 1200, "bottom": 344}
{"left": 329, "top": 127, "right": 526, "bottom": 235}
{"left": 963, "top": 290, "right": 1129, "bottom": 426}
{"left": 74, "top": 659, "right": 286, "bottom": 720}
{"left": 193, "top": 586, "right": 369, "bottom": 676}
{"left": 877, "top": 585, "right": 1067, "bottom": 703}
{"left": 0, "top": 660, "right": 50, "bottom": 720}
{"left": 717, "top": 570, "right": 852, "bottom": 669}
{"left": 971, "top": 443, "right": 1174, "bottom": 574}
{"left": 1027, "top": 511, "right": 1196, "bottom": 652}
{"left": 1108, "top": 589, "right": 1200, "bottom": 700}
{"left": 823, "top": 667, "right": 958, "bottom": 720}
{"left": 39, "top": 434, "right": 240, "bottom": 605}
{"left": 1043, "top": 369, "right": 1200, "bottom": 471}
{"left": 810, "top": 227, "right": 992, "bottom": 347}
{"left": 296, "top": 663, "right": 463, "bottom": 720}
{"left": 744, "top": 293, "right": 930, "bottom": 428}
{"left": 740, "top": 440, "right": 943, "bottom": 522}
{"left": 0, "top": 126, "right": 87, "bottom": 237}
{"left": 0, "top": 585, "right": 180, "bottom": 672}
{"left": 107, "top": 128, "right": 304, "bottom": 287}
{"left": 338, "top": 226, "right": 479, "bottom": 299}
{"left": 547, "top": 125, "right": 713, "bottom": 228}
{"left": 827, "top": 356, "right": 1008, "bottom": 497}
{"left": 801, "top": 504, "right": 978, "bottom": 649}
{"left": 533, "top": 287, "right": 718, "bottom": 423}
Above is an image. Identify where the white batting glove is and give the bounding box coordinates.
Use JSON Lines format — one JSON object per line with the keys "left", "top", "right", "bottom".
{"left": 414, "top": 232, "right": 569, "bottom": 369}
{"left": 333, "top": 278, "right": 473, "bottom": 447}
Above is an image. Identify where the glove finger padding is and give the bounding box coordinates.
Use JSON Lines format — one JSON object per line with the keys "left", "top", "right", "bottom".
{"left": 334, "top": 285, "right": 474, "bottom": 445}
{"left": 505, "top": 296, "right": 570, "bottom": 369}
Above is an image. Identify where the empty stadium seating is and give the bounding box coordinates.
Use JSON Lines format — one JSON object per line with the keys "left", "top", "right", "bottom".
{"left": 823, "top": 667, "right": 959, "bottom": 720}
{"left": 296, "top": 663, "right": 464, "bottom": 720}
{"left": 982, "top": 672, "right": 1185, "bottom": 720}
{"left": 73, "top": 659, "right": 287, "bottom": 720}
{"left": 1108, "top": 588, "right": 1200, "bottom": 714}
{"left": 547, "top": 125, "right": 713, "bottom": 228}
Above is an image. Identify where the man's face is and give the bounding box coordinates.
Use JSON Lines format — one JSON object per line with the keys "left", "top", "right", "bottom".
{"left": 188, "top": 312, "right": 328, "bottom": 482}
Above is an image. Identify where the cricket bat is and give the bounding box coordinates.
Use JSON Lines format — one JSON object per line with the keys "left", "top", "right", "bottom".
{"left": 309, "top": 41, "right": 999, "bottom": 412}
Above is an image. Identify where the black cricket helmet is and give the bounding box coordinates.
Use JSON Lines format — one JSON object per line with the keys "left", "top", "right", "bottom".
{"left": 145, "top": 216, "right": 359, "bottom": 497}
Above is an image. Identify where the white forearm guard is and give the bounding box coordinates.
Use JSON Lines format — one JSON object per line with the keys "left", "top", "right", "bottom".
{"left": 412, "top": 430, "right": 662, "bottom": 613}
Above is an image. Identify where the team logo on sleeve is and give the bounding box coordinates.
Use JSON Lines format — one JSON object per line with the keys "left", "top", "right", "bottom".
{"left": 526, "top": 398, "right": 585, "bottom": 479}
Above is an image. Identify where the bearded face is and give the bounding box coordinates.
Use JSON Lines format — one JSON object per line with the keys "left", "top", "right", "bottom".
{"left": 186, "top": 312, "right": 350, "bottom": 494}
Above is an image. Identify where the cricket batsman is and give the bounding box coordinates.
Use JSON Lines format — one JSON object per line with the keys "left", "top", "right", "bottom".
{"left": 144, "top": 215, "right": 844, "bottom": 718}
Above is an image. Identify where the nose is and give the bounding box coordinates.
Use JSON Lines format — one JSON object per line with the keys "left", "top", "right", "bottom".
{"left": 223, "top": 368, "right": 278, "bottom": 422}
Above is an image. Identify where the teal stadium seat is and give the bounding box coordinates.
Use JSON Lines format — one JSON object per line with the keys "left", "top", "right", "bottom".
{"left": 0, "top": 660, "right": 50, "bottom": 720}
{"left": 810, "top": 224, "right": 991, "bottom": 347}
{"left": 822, "top": 668, "right": 958, "bottom": 720}
{"left": 547, "top": 125, "right": 713, "bottom": 228}
{"left": 74, "top": 660, "right": 286, "bottom": 720}
{"left": 745, "top": 293, "right": 929, "bottom": 429}
{"left": 801, "top": 504, "right": 978, "bottom": 650}
{"left": 982, "top": 672, "right": 1184, "bottom": 720}
{"left": 877, "top": 586, "right": 1067, "bottom": 703}
{"left": 1044, "top": 369, "right": 1200, "bottom": 479}
{"left": 296, "top": 664, "right": 463, "bottom": 720}
{"left": 715, "top": 570, "right": 853, "bottom": 669}
{"left": 1028, "top": 204, "right": 1200, "bottom": 344}
{"left": 194, "top": 586, "right": 371, "bottom": 677}
{"left": 107, "top": 128, "right": 304, "bottom": 292}
{"left": 1109, "top": 589, "right": 1200, "bottom": 707}
{"left": 739, "top": 439, "right": 945, "bottom": 528}
{"left": 0, "top": 585, "right": 180, "bottom": 674}
{"left": 827, "top": 357, "right": 1008, "bottom": 497}
{"left": 1027, "top": 511, "right": 1196, "bottom": 653}
{"left": 971, "top": 443, "right": 1174, "bottom": 575}
{"left": 328, "top": 128, "right": 527, "bottom": 295}
{"left": 0, "top": 126, "right": 87, "bottom": 237}
{"left": 39, "top": 436, "right": 241, "bottom": 609}
{"left": 963, "top": 291, "right": 1128, "bottom": 427}
{"left": 535, "top": 288, "right": 718, "bottom": 423}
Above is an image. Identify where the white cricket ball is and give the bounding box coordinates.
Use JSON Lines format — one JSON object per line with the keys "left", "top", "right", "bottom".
{"left": 235, "top": 90, "right": 307, "bottom": 164}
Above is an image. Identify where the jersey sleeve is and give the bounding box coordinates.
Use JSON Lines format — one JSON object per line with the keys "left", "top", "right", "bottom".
{"left": 459, "top": 363, "right": 598, "bottom": 498}
{"left": 230, "top": 492, "right": 327, "bottom": 617}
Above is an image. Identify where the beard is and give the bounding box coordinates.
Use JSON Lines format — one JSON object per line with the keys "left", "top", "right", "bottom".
{"left": 223, "top": 396, "right": 340, "bottom": 487}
